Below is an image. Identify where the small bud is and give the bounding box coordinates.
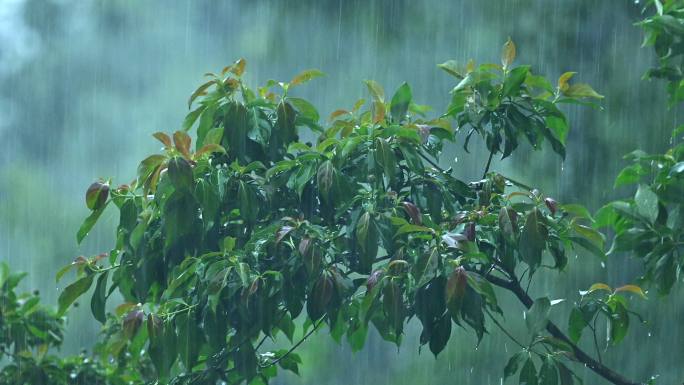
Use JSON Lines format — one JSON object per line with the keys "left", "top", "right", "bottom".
{"left": 123, "top": 310, "right": 144, "bottom": 339}
{"left": 85, "top": 181, "right": 109, "bottom": 210}
{"left": 402, "top": 201, "right": 422, "bottom": 225}
{"left": 544, "top": 197, "right": 558, "bottom": 216}
{"left": 366, "top": 270, "right": 384, "bottom": 292}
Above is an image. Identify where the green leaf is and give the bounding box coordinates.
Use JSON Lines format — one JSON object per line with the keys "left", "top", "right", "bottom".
{"left": 77, "top": 202, "right": 109, "bottom": 244}
{"left": 182, "top": 105, "right": 206, "bottom": 131}
{"left": 498, "top": 207, "right": 516, "bottom": 243}
{"left": 635, "top": 184, "right": 659, "bottom": 223}
{"left": 557, "top": 361, "right": 574, "bottom": 385}
{"left": 539, "top": 356, "right": 559, "bottom": 385}
{"left": 288, "top": 97, "right": 320, "bottom": 123}
{"left": 398, "top": 143, "right": 424, "bottom": 174}
{"left": 176, "top": 309, "right": 202, "bottom": 370}
{"left": 238, "top": 181, "right": 258, "bottom": 225}
{"left": 90, "top": 271, "right": 108, "bottom": 324}
{"left": 569, "top": 236, "right": 606, "bottom": 260}
{"left": 526, "top": 297, "right": 551, "bottom": 334}
{"left": 608, "top": 301, "right": 630, "bottom": 345}
{"left": 382, "top": 279, "right": 405, "bottom": 335}
{"left": 560, "top": 203, "right": 593, "bottom": 220}
{"left": 502, "top": 66, "right": 529, "bottom": 97}
{"left": 148, "top": 316, "right": 177, "bottom": 379}
{"left": 568, "top": 308, "right": 586, "bottom": 343}
{"left": 317, "top": 160, "right": 336, "bottom": 202}
{"left": 58, "top": 274, "right": 94, "bottom": 316}
{"left": 188, "top": 80, "right": 215, "bottom": 109}
{"left": 168, "top": 156, "right": 194, "bottom": 191}
{"left": 375, "top": 138, "right": 397, "bottom": 184}
{"left": 277, "top": 351, "right": 301, "bottom": 375}
{"left": 196, "top": 103, "right": 218, "bottom": 147}
{"left": 437, "top": 60, "right": 464, "bottom": 78}
{"left": 504, "top": 351, "right": 526, "bottom": 379}
{"left": 572, "top": 223, "right": 605, "bottom": 250}
{"left": 428, "top": 314, "right": 451, "bottom": 356}
{"left": 519, "top": 208, "right": 546, "bottom": 270}
{"left": 390, "top": 82, "right": 412, "bottom": 122}
{"left": 519, "top": 358, "right": 538, "bottom": 385}
{"left": 356, "top": 212, "right": 379, "bottom": 273}
{"left": 307, "top": 275, "right": 333, "bottom": 321}
{"left": 445, "top": 267, "right": 467, "bottom": 318}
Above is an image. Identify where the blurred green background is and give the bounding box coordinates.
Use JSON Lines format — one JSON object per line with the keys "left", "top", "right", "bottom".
{"left": 0, "top": 1, "right": 682, "bottom": 384}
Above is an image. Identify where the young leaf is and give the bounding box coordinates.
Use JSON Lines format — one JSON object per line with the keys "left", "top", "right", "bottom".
{"left": 290, "top": 69, "right": 325, "bottom": 87}
{"left": 614, "top": 284, "right": 647, "bottom": 299}
{"left": 502, "top": 37, "right": 516, "bottom": 69}
{"left": 85, "top": 181, "right": 109, "bottom": 211}
{"left": 563, "top": 83, "right": 604, "bottom": 99}
{"left": 173, "top": 131, "right": 192, "bottom": 158}
{"left": 364, "top": 80, "right": 385, "bottom": 103}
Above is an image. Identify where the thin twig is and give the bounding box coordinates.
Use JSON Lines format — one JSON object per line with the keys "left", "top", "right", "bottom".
{"left": 591, "top": 317, "right": 603, "bottom": 364}
{"left": 484, "top": 308, "right": 526, "bottom": 349}
{"left": 483, "top": 274, "right": 643, "bottom": 385}
{"left": 482, "top": 149, "right": 495, "bottom": 178}
{"left": 259, "top": 318, "right": 323, "bottom": 368}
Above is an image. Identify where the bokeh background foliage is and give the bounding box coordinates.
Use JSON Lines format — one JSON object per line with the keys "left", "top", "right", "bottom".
{"left": 0, "top": 1, "right": 682, "bottom": 384}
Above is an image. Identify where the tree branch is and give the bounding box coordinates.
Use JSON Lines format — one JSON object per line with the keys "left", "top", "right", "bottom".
{"left": 259, "top": 318, "right": 323, "bottom": 368}
{"left": 485, "top": 275, "right": 643, "bottom": 385}
{"left": 482, "top": 149, "right": 495, "bottom": 178}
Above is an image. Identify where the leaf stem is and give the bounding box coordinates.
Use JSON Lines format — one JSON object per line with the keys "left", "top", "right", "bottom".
{"left": 259, "top": 317, "right": 323, "bottom": 368}
{"left": 482, "top": 149, "right": 495, "bottom": 178}
{"left": 484, "top": 274, "right": 643, "bottom": 385}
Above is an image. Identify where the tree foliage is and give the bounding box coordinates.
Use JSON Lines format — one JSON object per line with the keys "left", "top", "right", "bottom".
{"left": 2, "top": 3, "right": 684, "bottom": 384}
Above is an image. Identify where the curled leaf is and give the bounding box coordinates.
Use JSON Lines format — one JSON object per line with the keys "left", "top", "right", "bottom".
{"left": 501, "top": 37, "right": 516, "bottom": 69}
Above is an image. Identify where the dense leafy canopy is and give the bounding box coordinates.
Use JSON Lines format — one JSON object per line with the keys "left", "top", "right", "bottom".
{"left": 57, "top": 40, "right": 631, "bottom": 385}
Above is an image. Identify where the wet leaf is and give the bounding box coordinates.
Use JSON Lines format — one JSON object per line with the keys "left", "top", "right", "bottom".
{"left": 90, "top": 271, "right": 108, "bottom": 324}
{"left": 526, "top": 297, "right": 551, "bottom": 334}
{"left": 290, "top": 69, "right": 325, "bottom": 87}
{"left": 635, "top": 184, "right": 659, "bottom": 223}
{"left": 58, "top": 274, "right": 94, "bottom": 316}
{"left": 168, "top": 156, "right": 194, "bottom": 191}
{"left": 390, "top": 82, "right": 412, "bottom": 122}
